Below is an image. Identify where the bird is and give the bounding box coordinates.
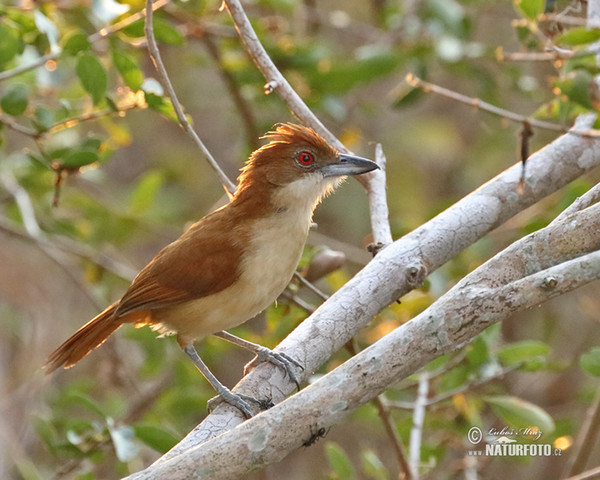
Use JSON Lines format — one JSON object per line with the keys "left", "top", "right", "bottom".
{"left": 44, "top": 123, "right": 379, "bottom": 417}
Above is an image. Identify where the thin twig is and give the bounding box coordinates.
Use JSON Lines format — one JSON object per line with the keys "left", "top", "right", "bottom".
{"left": 374, "top": 396, "right": 414, "bottom": 480}
{"left": 222, "top": 0, "right": 344, "bottom": 152}
{"left": 0, "top": 0, "right": 169, "bottom": 83}
{"left": 553, "top": 182, "right": 600, "bottom": 224}
{"left": 367, "top": 143, "right": 393, "bottom": 250}
{"left": 0, "top": 217, "right": 137, "bottom": 281}
{"left": 385, "top": 365, "right": 520, "bottom": 410}
{"left": 540, "top": 13, "right": 600, "bottom": 29}
{"left": 293, "top": 271, "right": 330, "bottom": 301}
{"left": 46, "top": 101, "right": 141, "bottom": 136}
{"left": 345, "top": 340, "right": 413, "bottom": 479}
{"left": 409, "top": 373, "right": 429, "bottom": 479}
{"left": 0, "top": 113, "right": 38, "bottom": 137}
{"left": 0, "top": 175, "right": 104, "bottom": 309}
{"left": 563, "top": 387, "right": 600, "bottom": 478}
{"left": 200, "top": 33, "right": 260, "bottom": 150}
{"left": 498, "top": 46, "right": 600, "bottom": 62}
{"left": 563, "top": 466, "right": 600, "bottom": 480}
{"left": 406, "top": 74, "right": 600, "bottom": 139}
{"left": 144, "top": 0, "right": 236, "bottom": 195}
{"left": 164, "top": 7, "right": 259, "bottom": 149}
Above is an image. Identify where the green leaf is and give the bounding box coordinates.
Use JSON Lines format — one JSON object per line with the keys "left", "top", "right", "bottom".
{"left": 128, "top": 170, "right": 164, "bottom": 214}
{"left": 152, "top": 17, "right": 185, "bottom": 46}
{"left": 62, "top": 31, "right": 91, "bottom": 56}
{"left": 557, "top": 27, "right": 600, "bottom": 46}
{"left": 32, "top": 416, "right": 58, "bottom": 449}
{"left": 76, "top": 53, "right": 108, "bottom": 105}
{"left": 144, "top": 92, "right": 178, "bottom": 122}
{"left": 497, "top": 340, "right": 550, "bottom": 366}
{"left": 121, "top": 19, "right": 145, "bottom": 38}
{"left": 514, "top": 0, "right": 545, "bottom": 19}
{"left": 113, "top": 51, "right": 144, "bottom": 91}
{"left": 325, "top": 442, "right": 355, "bottom": 479}
{"left": 580, "top": 347, "right": 600, "bottom": 377}
{"left": 0, "top": 23, "right": 19, "bottom": 68}
{"left": 133, "top": 424, "right": 179, "bottom": 453}
{"left": 33, "top": 106, "right": 54, "bottom": 132}
{"left": 554, "top": 70, "right": 594, "bottom": 109}
{"left": 361, "top": 449, "right": 388, "bottom": 480}
{"left": 467, "top": 335, "right": 490, "bottom": 367}
{"left": 485, "top": 395, "right": 555, "bottom": 434}
{"left": 62, "top": 149, "right": 99, "bottom": 168}
{"left": 1, "top": 83, "right": 29, "bottom": 116}
{"left": 121, "top": 17, "right": 184, "bottom": 45}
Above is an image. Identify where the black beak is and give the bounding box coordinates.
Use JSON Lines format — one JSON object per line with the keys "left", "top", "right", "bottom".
{"left": 319, "top": 153, "right": 380, "bottom": 178}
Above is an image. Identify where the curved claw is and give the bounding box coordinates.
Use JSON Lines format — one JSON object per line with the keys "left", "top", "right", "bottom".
{"left": 207, "top": 390, "right": 265, "bottom": 418}
{"left": 244, "top": 347, "right": 303, "bottom": 390}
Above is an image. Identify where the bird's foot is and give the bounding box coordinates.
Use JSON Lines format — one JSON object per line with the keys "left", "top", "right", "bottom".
{"left": 207, "top": 389, "right": 270, "bottom": 418}
{"left": 244, "top": 347, "right": 303, "bottom": 390}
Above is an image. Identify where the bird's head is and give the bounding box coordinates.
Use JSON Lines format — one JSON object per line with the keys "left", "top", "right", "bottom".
{"left": 235, "top": 123, "right": 378, "bottom": 211}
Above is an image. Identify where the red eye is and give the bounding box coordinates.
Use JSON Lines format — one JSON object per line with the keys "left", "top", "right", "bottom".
{"left": 298, "top": 151, "right": 314, "bottom": 166}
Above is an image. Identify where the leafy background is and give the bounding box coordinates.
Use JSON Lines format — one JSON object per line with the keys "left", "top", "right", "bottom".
{"left": 1, "top": 0, "right": 600, "bottom": 478}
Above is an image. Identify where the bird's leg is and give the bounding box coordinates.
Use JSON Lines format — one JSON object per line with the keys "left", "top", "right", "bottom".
{"left": 213, "top": 330, "right": 303, "bottom": 390}
{"left": 182, "top": 344, "right": 261, "bottom": 418}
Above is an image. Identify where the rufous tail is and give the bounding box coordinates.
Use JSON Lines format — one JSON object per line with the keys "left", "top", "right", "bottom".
{"left": 44, "top": 302, "right": 122, "bottom": 373}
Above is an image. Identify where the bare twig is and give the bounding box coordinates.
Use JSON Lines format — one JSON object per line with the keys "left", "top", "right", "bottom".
{"left": 0, "top": 175, "right": 104, "bottom": 309}
{"left": 563, "top": 466, "right": 600, "bottom": 480}
{"left": 0, "top": 217, "right": 137, "bottom": 281}
{"left": 293, "top": 272, "right": 329, "bottom": 301}
{"left": 165, "top": 7, "right": 260, "bottom": 149}
{"left": 406, "top": 74, "right": 600, "bottom": 139}
{"left": 553, "top": 182, "right": 600, "bottom": 224}
{"left": 409, "top": 373, "right": 429, "bottom": 479}
{"left": 367, "top": 143, "right": 393, "bottom": 248}
{"left": 373, "top": 396, "right": 414, "bottom": 480}
{"left": 222, "top": 0, "right": 344, "bottom": 152}
{"left": 347, "top": 340, "right": 413, "bottom": 480}
{"left": 200, "top": 33, "right": 260, "bottom": 150}
{"left": 498, "top": 45, "right": 600, "bottom": 62}
{"left": 385, "top": 365, "right": 520, "bottom": 410}
{"left": 144, "top": 0, "right": 236, "bottom": 194}
{"left": 0, "top": 0, "right": 168, "bottom": 83}
{"left": 126, "top": 210, "right": 600, "bottom": 478}
{"left": 0, "top": 113, "right": 38, "bottom": 137}
{"left": 540, "top": 13, "right": 600, "bottom": 29}
{"left": 563, "top": 387, "right": 600, "bottom": 478}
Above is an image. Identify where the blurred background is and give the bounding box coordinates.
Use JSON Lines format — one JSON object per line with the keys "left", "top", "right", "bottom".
{"left": 1, "top": 0, "right": 600, "bottom": 478}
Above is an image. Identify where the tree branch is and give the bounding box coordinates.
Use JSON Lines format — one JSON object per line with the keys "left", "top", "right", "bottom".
{"left": 125, "top": 197, "right": 600, "bottom": 479}
{"left": 409, "top": 373, "right": 429, "bottom": 478}
{"left": 406, "top": 75, "right": 600, "bottom": 139}
{"left": 124, "top": 110, "right": 600, "bottom": 478}
{"left": 144, "top": 0, "right": 236, "bottom": 195}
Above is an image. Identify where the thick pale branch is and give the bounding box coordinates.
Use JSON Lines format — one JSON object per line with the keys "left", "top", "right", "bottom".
{"left": 126, "top": 112, "right": 600, "bottom": 478}
{"left": 126, "top": 205, "right": 600, "bottom": 479}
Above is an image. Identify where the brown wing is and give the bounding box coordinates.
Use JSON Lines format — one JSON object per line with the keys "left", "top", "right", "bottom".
{"left": 114, "top": 211, "right": 243, "bottom": 317}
